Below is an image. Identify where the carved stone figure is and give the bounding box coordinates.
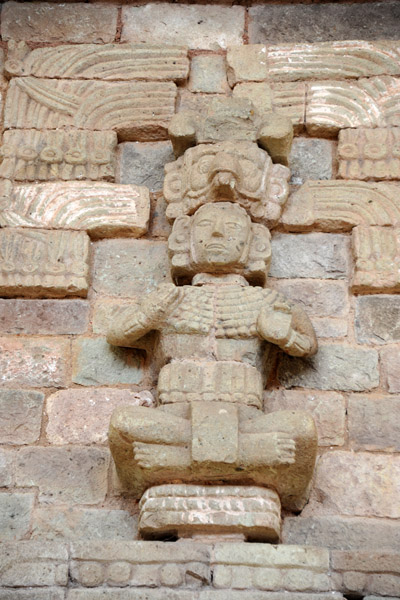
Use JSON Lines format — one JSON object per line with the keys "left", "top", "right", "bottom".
{"left": 107, "top": 99, "right": 318, "bottom": 541}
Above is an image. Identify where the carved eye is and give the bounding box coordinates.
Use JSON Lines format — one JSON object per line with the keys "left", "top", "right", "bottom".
{"left": 197, "top": 219, "right": 213, "bottom": 227}
{"left": 226, "top": 222, "right": 241, "bottom": 230}
{"left": 197, "top": 156, "right": 213, "bottom": 174}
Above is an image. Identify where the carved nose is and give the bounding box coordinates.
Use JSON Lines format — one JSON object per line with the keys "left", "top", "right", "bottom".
{"left": 212, "top": 221, "right": 225, "bottom": 237}
{"left": 209, "top": 152, "right": 241, "bottom": 182}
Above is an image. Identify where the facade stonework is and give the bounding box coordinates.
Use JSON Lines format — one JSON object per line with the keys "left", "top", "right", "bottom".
{"left": 0, "top": 1, "right": 399, "bottom": 599}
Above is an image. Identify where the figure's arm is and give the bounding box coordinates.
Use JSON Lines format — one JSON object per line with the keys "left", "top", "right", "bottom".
{"left": 257, "top": 297, "right": 317, "bottom": 357}
{"left": 107, "top": 283, "right": 182, "bottom": 348}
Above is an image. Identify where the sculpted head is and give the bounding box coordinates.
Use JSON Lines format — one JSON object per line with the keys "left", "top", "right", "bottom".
{"left": 168, "top": 202, "right": 271, "bottom": 285}
{"left": 163, "top": 141, "right": 290, "bottom": 228}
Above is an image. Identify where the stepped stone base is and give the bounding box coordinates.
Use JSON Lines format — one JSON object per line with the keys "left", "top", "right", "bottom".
{"left": 139, "top": 484, "right": 282, "bottom": 542}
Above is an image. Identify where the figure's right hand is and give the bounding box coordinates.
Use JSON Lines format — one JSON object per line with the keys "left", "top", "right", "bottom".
{"left": 142, "top": 283, "right": 182, "bottom": 325}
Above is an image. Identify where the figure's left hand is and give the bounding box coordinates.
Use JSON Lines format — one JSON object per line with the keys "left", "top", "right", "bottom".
{"left": 257, "top": 301, "right": 293, "bottom": 345}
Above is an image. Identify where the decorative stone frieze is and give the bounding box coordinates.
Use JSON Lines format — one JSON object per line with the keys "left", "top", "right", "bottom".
{"left": 338, "top": 127, "right": 400, "bottom": 180}
{"left": 5, "top": 41, "right": 189, "bottom": 82}
{"left": 351, "top": 226, "right": 400, "bottom": 293}
{"left": 282, "top": 181, "right": 400, "bottom": 232}
{"left": 306, "top": 76, "right": 400, "bottom": 136}
{"left": 0, "top": 229, "right": 89, "bottom": 298}
{"left": 1, "top": 182, "right": 150, "bottom": 238}
{"left": 5, "top": 78, "right": 177, "bottom": 140}
{"left": 0, "top": 130, "right": 117, "bottom": 182}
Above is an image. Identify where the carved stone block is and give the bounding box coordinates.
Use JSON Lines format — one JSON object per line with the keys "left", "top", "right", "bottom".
{"left": 306, "top": 76, "right": 400, "bottom": 136}
{"left": 0, "top": 130, "right": 117, "bottom": 182}
{"left": 0, "top": 229, "right": 89, "bottom": 298}
{"left": 191, "top": 402, "right": 239, "bottom": 465}
{"left": 282, "top": 180, "right": 400, "bottom": 232}
{"left": 5, "top": 78, "right": 177, "bottom": 140}
{"left": 338, "top": 128, "right": 400, "bottom": 180}
{"left": 269, "top": 41, "right": 400, "bottom": 82}
{"left": 352, "top": 226, "right": 400, "bottom": 293}
{"left": 6, "top": 41, "right": 189, "bottom": 82}
{"left": 1, "top": 182, "right": 150, "bottom": 238}
{"left": 139, "top": 485, "right": 281, "bottom": 542}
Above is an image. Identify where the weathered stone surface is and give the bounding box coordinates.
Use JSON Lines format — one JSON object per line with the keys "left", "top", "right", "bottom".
{"left": 271, "top": 82, "right": 306, "bottom": 133}
{"left": 70, "top": 539, "right": 210, "bottom": 562}
{"left": 0, "top": 229, "right": 89, "bottom": 298}
{"left": 306, "top": 77, "right": 400, "bottom": 137}
{"left": 282, "top": 181, "right": 400, "bottom": 232}
{"left": 348, "top": 395, "right": 400, "bottom": 451}
{"left": 0, "top": 493, "right": 35, "bottom": 541}
{"left": 232, "top": 82, "right": 273, "bottom": 116}
{"left": 0, "top": 130, "right": 117, "bottom": 182}
{"left": 67, "top": 593, "right": 344, "bottom": 600}
{"left": 31, "top": 508, "right": 137, "bottom": 541}
{"left": 6, "top": 42, "right": 189, "bottom": 82}
{"left": 279, "top": 344, "right": 379, "bottom": 392}
{"left": 339, "top": 127, "right": 400, "bottom": 181}
{"left": 214, "top": 542, "right": 329, "bottom": 569}
{"left": 271, "top": 280, "right": 348, "bottom": 318}
{"left": 0, "top": 338, "right": 69, "bottom": 388}
{"left": 2, "top": 182, "right": 150, "bottom": 239}
{"left": 289, "top": 139, "right": 333, "bottom": 186}
{"left": 117, "top": 142, "right": 174, "bottom": 193}
{"left": 189, "top": 55, "right": 229, "bottom": 94}
{"left": 0, "top": 541, "right": 68, "bottom": 587}
{"left": 381, "top": 346, "right": 400, "bottom": 393}
{"left": 139, "top": 485, "right": 281, "bottom": 543}
{"left": 355, "top": 295, "right": 400, "bottom": 344}
{"left": 269, "top": 233, "right": 351, "bottom": 280}
{"left": 121, "top": 5, "right": 245, "bottom": 50}
{"left": 46, "top": 388, "right": 154, "bottom": 444}
{"left": 0, "top": 590, "right": 65, "bottom": 600}
{"left": 311, "top": 318, "right": 348, "bottom": 340}
{"left": 267, "top": 390, "right": 345, "bottom": 446}
{"left": 0, "top": 449, "right": 14, "bottom": 487}
{"left": 151, "top": 197, "right": 172, "bottom": 239}
{"left": 283, "top": 515, "right": 400, "bottom": 551}
{"left": 332, "top": 550, "right": 400, "bottom": 574}
{"left": 305, "top": 451, "right": 400, "bottom": 518}
{"left": 227, "top": 45, "right": 268, "bottom": 87}
{"left": 0, "top": 299, "right": 89, "bottom": 335}
{"left": 16, "top": 447, "right": 109, "bottom": 504}
{"left": 268, "top": 41, "right": 400, "bottom": 82}
{"left": 5, "top": 79, "right": 177, "bottom": 141}
{"left": 2, "top": 2, "right": 117, "bottom": 43}
{"left": 93, "top": 239, "right": 171, "bottom": 297}
{"left": 351, "top": 226, "right": 400, "bottom": 294}
{"left": 92, "top": 299, "right": 133, "bottom": 336}
{"left": 249, "top": 2, "right": 400, "bottom": 44}
{"left": 0, "top": 390, "right": 44, "bottom": 444}
{"left": 72, "top": 338, "right": 145, "bottom": 386}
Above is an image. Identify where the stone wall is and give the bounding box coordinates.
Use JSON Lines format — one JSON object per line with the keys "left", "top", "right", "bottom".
{"left": 0, "top": 1, "right": 400, "bottom": 599}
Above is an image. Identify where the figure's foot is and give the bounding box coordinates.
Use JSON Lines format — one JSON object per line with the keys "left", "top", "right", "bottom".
{"left": 239, "top": 432, "right": 296, "bottom": 467}
{"left": 133, "top": 442, "right": 191, "bottom": 470}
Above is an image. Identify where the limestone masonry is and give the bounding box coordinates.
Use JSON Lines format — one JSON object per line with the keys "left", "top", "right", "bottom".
{"left": 0, "top": 2, "right": 400, "bottom": 599}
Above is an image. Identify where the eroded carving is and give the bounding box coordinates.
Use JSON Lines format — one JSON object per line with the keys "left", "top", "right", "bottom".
{"left": 163, "top": 142, "right": 290, "bottom": 228}
{"left": 352, "top": 225, "right": 400, "bottom": 293}
{"left": 107, "top": 100, "right": 318, "bottom": 539}
{"left": 0, "top": 229, "right": 89, "bottom": 298}
{"left": 306, "top": 76, "right": 400, "bottom": 136}
{"left": 1, "top": 182, "right": 150, "bottom": 238}
{"left": 5, "top": 41, "right": 189, "bottom": 82}
{"left": 0, "top": 130, "right": 116, "bottom": 182}
{"left": 338, "top": 127, "right": 400, "bottom": 180}
{"left": 282, "top": 180, "right": 400, "bottom": 232}
{"left": 5, "top": 78, "right": 177, "bottom": 140}
{"left": 171, "top": 97, "right": 293, "bottom": 166}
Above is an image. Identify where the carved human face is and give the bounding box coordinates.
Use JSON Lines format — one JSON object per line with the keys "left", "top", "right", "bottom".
{"left": 191, "top": 203, "right": 251, "bottom": 270}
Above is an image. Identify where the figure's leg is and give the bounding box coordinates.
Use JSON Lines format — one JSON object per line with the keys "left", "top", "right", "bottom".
{"left": 109, "top": 404, "right": 191, "bottom": 446}
{"left": 134, "top": 442, "right": 191, "bottom": 470}
{"left": 239, "top": 410, "right": 318, "bottom": 511}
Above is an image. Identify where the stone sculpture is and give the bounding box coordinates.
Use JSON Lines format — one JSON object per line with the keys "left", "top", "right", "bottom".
{"left": 107, "top": 99, "right": 318, "bottom": 541}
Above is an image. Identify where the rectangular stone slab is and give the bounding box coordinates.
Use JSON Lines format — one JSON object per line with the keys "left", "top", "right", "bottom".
{"left": 191, "top": 401, "right": 238, "bottom": 465}
{"left": 0, "top": 229, "right": 89, "bottom": 298}
{"left": 5, "top": 78, "right": 177, "bottom": 140}
{"left": 0, "top": 129, "right": 117, "bottom": 182}
{"left": 1, "top": 182, "right": 150, "bottom": 238}
{"left": 6, "top": 42, "right": 189, "bottom": 82}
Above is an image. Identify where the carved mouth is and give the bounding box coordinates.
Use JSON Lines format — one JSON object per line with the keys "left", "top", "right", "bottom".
{"left": 206, "top": 243, "right": 226, "bottom": 251}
